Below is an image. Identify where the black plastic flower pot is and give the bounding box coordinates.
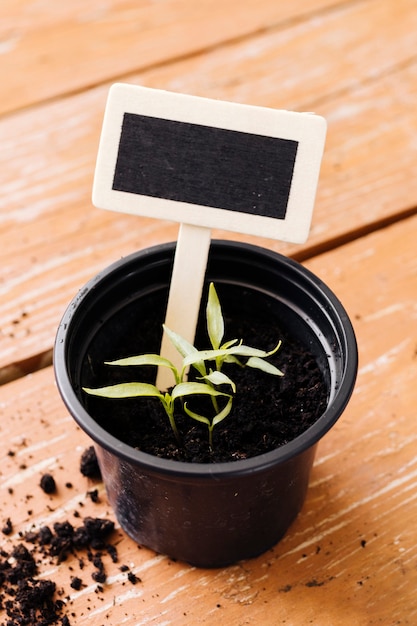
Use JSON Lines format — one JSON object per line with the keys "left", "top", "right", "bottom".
{"left": 54, "top": 241, "right": 357, "bottom": 568}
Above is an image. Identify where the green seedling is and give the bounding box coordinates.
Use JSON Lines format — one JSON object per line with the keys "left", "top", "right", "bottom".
{"left": 83, "top": 283, "right": 284, "bottom": 449}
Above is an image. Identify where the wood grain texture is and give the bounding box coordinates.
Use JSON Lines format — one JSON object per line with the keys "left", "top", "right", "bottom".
{"left": 1, "top": 0, "right": 417, "bottom": 377}
{"left": 0, "top": 0, "right": 342, "bottom": 116}
{"left": 139, "top": 0, "right": 417, "bottom": 111}
{"left": 1, "top": 214, "right": 416, "bottom": 625}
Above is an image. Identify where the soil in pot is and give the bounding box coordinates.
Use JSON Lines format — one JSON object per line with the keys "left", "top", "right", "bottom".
{"left": 80, "top": 283, "right": 328, "bottom": 463}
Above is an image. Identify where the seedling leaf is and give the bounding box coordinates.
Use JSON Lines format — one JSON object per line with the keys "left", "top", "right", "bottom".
{"left": 200, "top": 370, "right": 236, "bottom": 392}
{"left": 206, "top": 282, "right": 224, "bottom": 349}
{"left": 82, "top": 382, "right": 163, "bottom": 399}
{"left": 246, "top": 356, "right": 284, "bottom": 376}
{"left": 171, "top": 382, "right": 230, "bottom": 401}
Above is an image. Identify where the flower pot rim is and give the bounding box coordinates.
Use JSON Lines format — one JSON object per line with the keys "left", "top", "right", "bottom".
{"left": 54, "top": 240, "right": 358, "bottom": 480}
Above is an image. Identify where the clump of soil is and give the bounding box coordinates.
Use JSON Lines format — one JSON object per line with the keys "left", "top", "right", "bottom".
{"left": 0, "top": 542, "right": 65, "bottom": 625}
{"left": 0, "top": 449, "right": 136, "bottom": 626}
{"left": 0, "top": 516, "right": 115, "bottom": 624}
{"left": 40, "top": 473, "right": 57, "bottom": 494}
{"left": 79, "top": 446, "right": 102, "bottom": 480}
{"left": 82, "top": 287, "right": 329, "bottom": 463}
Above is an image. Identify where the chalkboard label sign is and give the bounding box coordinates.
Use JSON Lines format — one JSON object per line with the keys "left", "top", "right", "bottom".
{"left": 93, "top": 83, "right": 326, "bottom": 243}
{"left": 113, "top": 113, "right": 298, "bottom": 220}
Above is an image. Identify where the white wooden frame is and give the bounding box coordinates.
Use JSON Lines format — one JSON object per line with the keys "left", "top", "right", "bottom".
{"left": 93, "top": 83, "right": 326, "bottom": 244}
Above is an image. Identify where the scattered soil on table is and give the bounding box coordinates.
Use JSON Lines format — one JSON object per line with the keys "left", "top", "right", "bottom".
{"left": 0, "top": 448, "right": 139, "bottom": 626}
{"left": 82, "top": 286, "right": 329, "bottom": 463}
{"left": 0, "top": 515, "right": 115, "bottom": 625}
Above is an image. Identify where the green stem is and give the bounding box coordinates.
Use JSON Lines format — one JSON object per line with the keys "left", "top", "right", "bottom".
{"left": 211, "top": 394, "right": 219, "bottom": 414}
{"left": 208, "top": 424, "right": 214, "bottom": 450}
{"left": 161, "top": 400, "right": 181, "bottom": 445}
{"left": 169, "top": 413, "right": 181, "bottom": 445}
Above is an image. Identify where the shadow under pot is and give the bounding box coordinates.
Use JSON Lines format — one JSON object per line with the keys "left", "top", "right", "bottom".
{"left": 54, "top": 240, "right": 358, "bottom": 568}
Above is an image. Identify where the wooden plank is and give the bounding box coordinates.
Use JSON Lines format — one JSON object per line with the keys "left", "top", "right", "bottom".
{"left": 1, "top": 214, "right": 416, "bottom": 624}
{"left": 0, "top": 0, "right": 342, "bottom": 116}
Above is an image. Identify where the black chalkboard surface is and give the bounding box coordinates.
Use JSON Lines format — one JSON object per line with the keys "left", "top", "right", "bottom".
{"left": 113, "top": 113, "right": 298, "bottom": 220}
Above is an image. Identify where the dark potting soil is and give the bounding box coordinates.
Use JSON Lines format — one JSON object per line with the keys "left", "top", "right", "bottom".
{"left": 79, "top": 446, "right": 102, "bottom": 480}
{"left": 82, "top": 286, "right": 329, "bottom": 463}
{"left": 40, "top": 473, "right": 57, "bottom": 495}
{"left": 0, "top": 449, "right": 141, "bottom": 626}
{"left": 0, "top": 517, "right": 113, "bottom": 626}
{"left": 0, "top": 515, "right": 119, "bottom": 625}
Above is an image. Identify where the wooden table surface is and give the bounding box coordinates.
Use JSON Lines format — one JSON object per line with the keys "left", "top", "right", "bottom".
{"left": 1, "top": 1, "right": 416, "bottom": 624}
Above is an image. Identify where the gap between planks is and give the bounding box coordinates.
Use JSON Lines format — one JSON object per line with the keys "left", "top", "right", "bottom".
{"left": 293, "top": 204, "right": 417, "bottom": 263}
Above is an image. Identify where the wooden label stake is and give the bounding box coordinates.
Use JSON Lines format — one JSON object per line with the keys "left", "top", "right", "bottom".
{"left": 158, "top": 223, "right": 211, "bottom": 389}
{"left": 92, "top": 83, "right": 327, "bottom": 389}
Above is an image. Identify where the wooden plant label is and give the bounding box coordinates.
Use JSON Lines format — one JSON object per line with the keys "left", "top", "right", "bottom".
{"left": 93, "top": 84, "right": 327, "bottom": 388}
{"left": 93, "top": 83, "right": 326, "bottom": 243}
